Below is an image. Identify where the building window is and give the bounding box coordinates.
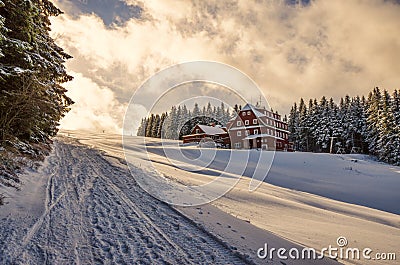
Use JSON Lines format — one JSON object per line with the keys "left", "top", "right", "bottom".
{"left": 245, "top": 130, "right": 249, "bottom": 136}
{"left": 237, "top": 121, "right": 241, "bottom": 126}
{"left": 235, "top": 142, "right": 241, "bottom": 148}
{"left": 245, "top": 120, "right": 249, "bottom": 125}
{"left": 254, "top": 129, "right": 258, "bottom": 135}
{"left": 196, "top": 129, "right": 200, "bottom": 133}
{"left": 247, "top": 111, "right": 251, "bottom": 115}
{"left": 253, "top": 119, "right": 258, "bottom": 124}
{"left": 237, "top": 131, "right": 242, "bottom": 136}
{"left": 242, "top": 112, "right": 246, "bottom": 116}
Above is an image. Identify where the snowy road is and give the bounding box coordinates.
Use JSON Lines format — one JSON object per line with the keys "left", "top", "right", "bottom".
{"left": 0, "top": 138, "right": 248, "bottom": 264}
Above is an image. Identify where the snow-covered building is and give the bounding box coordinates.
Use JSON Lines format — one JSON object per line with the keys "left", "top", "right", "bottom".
{"left": 182, "top": 104, "right": 293, "bottom": 151}
{"left": 182, "top": 124, "right": 230, "bottom": 147}
{"left": 226, "top": 104, "right": 293, "bottom": 151}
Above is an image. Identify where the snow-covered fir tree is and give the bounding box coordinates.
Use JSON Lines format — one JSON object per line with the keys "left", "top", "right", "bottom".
{"left": 138, "top": 102, "right": 232, "bottom": 140}
{"left": 0, "top": 0, "right": 73, "bottom": 147}
{"left": 288, "top": 87, "right": 400, "bottom": 165}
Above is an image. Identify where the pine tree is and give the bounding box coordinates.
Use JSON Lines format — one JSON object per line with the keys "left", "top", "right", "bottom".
{"left": 166, "top": 106, "right": 179, "bottom": 139}
{"left": 233, "top": 104, "right": 240, "bottom": 113}
{"left": 288, "top": 103, "right": 299, "bottom": 147}
{"left": 225, "top": 107, "right": 231, "bottom": 124}
{"left": 0, "top": 0, "right": 73, "bottom": 146}
{"left": 306, "top": 99, "right": 319, "bottom": 151}
{"left": 391, "top": 90, "right": 400, "bottom": 126}
{"left": 348, "top": 96, "right": 367, "bottom": 151}
{"left": 390, "top": 90, "right": 400, "bottom": 164}
{"left": 157, "top": 112, "right": 167, "bottom": 138}
{"left": 329, "top": 98, "right": 342, "bottom": 151}
{"left": 216, "top": 105, "right": 222, "bottom": 123}
{"left": 193, "top": 103, "right": 201, "bottom": 117}
{"left": 378, "top": 90, "right": 397, "bottom": 163}
{"left": 137, "top": 118, "right": 146, "bottom": 136}
{"left": 285, "top": 88, "right": 399, "bottom": 163}
{"left": 297, "top": 98, "right": 308, "bottom": 151}
{"left": 150, "top": 114, "right": 160, "bottom": 138}
{"left": 0, "top": 0, "right": 6, "bottom": 61}
{"left": 366, "top": 88, "right": 382, "bottom": 155}
{"left": 178, "top": 105, "right": 189, "bottom": 139}
{"left": 145, "top": 114, "right": 154, "bottom": 137}
{"left": 316, "top": 96, "right": 331, "bottom": 151}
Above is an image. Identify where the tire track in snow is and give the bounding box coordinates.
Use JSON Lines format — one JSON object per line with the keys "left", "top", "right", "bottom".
{"left": 77, "top": 141, "right": 248, "bottom": 264}
{"left": 0, "top": 138, "right": 250, "bottom": 264}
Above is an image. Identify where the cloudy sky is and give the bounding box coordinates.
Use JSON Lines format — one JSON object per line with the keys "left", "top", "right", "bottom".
{"left": 50, "top": 0, "right": 400, "bottom": 133}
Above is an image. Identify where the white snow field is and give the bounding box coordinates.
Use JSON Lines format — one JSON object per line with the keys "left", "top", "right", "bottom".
{"left": 0, "top": 135, "right": 336, "bottom": 265}
{"left": 1, "top": 131, "right": 399, "bottom": 265}
{"left": 0, "top": 138, "right": 256, "bottom": 264}
{"left": 73, "top": 131, "right": 399, "bottom": 265}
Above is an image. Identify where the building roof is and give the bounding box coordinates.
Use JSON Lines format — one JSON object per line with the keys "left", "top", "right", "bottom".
{"left": 241, "top": 103, "right": 267, "bottom": 118}
{"left": 197, "top": 124, "right": 227, "bottom": 135}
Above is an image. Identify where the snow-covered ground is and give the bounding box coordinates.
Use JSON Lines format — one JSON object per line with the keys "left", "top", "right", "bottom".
{"left": 72, "top": 131, "right": 399, "bottom": 265}
{"left": 0, "top": 138, "right": 252, "bottom": 264}
{"left": 1, "top": 130, "right": 399, "bottom": 264}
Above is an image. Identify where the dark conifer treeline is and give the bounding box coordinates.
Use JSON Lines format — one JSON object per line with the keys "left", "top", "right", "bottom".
{"left": 0, "top": 0, "right": 72, "bottom": 151}
{"left": 288, "top": 87, "right": 400, "bottom": 165}
{"left": 0, "top": 0, "right": 72, "bottom": 190}
{"left": 137, "top": 102, "right": 232, "bottom": 140}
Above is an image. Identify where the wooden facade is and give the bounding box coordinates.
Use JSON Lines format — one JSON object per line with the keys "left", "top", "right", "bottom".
{"left": 182, "top": 124, "right": 230, "bottom": 148}
{"left": 181, "top": 104, "right": 293, "bottom": 151}
{"left": 226, "top": 104, "right": 293, "bottom": 151}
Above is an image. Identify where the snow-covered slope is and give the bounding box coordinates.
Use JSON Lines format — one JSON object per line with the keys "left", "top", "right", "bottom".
{"left": 69, "top": 132, "right": 399, "bottom": 265}
{"left": 267, "top": 152, "right": 400, "bottom": 215}
{"left": 1, "top": 136, "right": 342, "bottom": 264}
{"left": 0, "top": 139, "right": 249, "bottom": 264}
{"left": 4, "top": 131, "right": 397, "bottom": 264}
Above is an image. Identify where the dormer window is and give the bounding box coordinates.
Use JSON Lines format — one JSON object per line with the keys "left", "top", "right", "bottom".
{"left": 242, "top": 112, "right": 246, "bottom": 116}
{"left": 247, "top": 111, "right": 251, "bottom": 115}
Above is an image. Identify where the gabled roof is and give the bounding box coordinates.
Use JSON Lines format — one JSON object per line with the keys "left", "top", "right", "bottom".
{"left": 196, "top": 124, "right": 227, "bottom": 135}
{"left": 241, "top": 103, "right": 267, "bottom": 118}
